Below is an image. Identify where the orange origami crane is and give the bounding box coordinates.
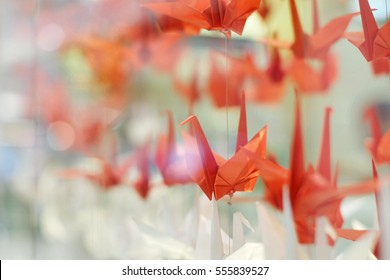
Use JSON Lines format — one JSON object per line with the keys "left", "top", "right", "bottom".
{"left": 180, "top": 93, "right": 285, "bottom": 200}
{"left": 288, "top": 53, "right": 338, "bottom": 93}
{"left": 173, "top": 54, "right": 201, "bottom": 111}
{"left": 207, "top": 52, "right": 253, "bottom": 107}
{"left": 246, "top": 47, "right": 286, "bottom": 103}
{"left": 289, "top": 0, "right": 359, "bottom": 59}
{"left": 141, "top": 0, "right": 261, "bottom": 37}
{"left": 345, "top": 0, "right": 390, "bottom": 61}
{"left": 115, "top": 7, "right": 194, "bottom": 71}
{"left": 286, "top": 0, "right": 356, "bottom": 93}
{"left": 365, "top": 106, "right": 390, "bottom": 164}
{"left": 74, "top": 35, "right": 131, "bottom": 95}
{"left": 155, "top": 111, "right": 194, "bottom": 185}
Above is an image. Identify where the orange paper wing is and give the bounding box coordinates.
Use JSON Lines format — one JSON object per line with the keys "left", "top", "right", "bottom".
{"left": 309, "top": 12, "right": 359, "bottom": 58}
{"left": 141, "top": 1, "right": 211, "bottom": 30}
{"left": 373, "top": 21, "right": 390, "bottom": 60}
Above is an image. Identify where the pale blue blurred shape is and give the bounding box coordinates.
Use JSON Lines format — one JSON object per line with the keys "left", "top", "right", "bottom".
{"left": 0, "top": 148, "right": 18, "bottom": 181}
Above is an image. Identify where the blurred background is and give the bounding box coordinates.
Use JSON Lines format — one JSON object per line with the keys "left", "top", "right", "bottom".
{"left": 0, "top": 0, "right": 389, "bottom": 259}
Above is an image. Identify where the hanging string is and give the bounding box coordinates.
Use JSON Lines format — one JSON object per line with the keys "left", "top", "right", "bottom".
{"left": 227, "top": 192, "right": 233, "bottom": 255}
{"left": 223, "top": 32, "right": 232, "bottom": 255}
{"left": 224, "top": 34, "right": 230, "bottom": 160}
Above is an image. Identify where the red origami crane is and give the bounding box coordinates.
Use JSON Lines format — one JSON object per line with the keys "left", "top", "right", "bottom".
{"left": 61, "top": 141, "right": 152, "bottom": 198}
{"left": 180, "top": 93, "right": 285, "bottom": 200}
{"left": 60, "top": 156, "right": 136, "bottom": 191}
{"left": 155, "top": 111, "right": 194, "bottom": 185}
{"left": 345, "top": 0, "right": 390, "bottom": 61}
{"left": 245, "top": 93, "right": 379, "bottom": 243}
{"left": 365, "top": 106, "right": 390, "bottom": 164}
{"left": 141, "top": 0, "right": 261, "bottom": 37}
{"left": 24, "top": 70, "right": 119, "bottom": 154}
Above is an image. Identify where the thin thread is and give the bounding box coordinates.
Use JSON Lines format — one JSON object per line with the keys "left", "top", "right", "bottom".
{"left": 224, "top": 34, "right": 229, "bottom": 160}
{"left": 227, "top": 193, "right": 233, "bottom": 255}
{"left": 224, "top": 32, "right": 232, "bottom": 255}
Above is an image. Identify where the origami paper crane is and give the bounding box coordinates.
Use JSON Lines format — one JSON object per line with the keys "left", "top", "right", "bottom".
{"left": 246, "top": 47, "right": 287, "bottom": 103}
{"left": 289, "top": 0, "right": 359, "bottom": 59}
{"left": 284, "top": 0, "right": 354, "bottom": 93}
{"left": 173, "top": 56, "right": 201, "bottom": 111}
{"left": 34, "top": 73, "right": 72, "bottom": 125}
{"left": 61, "top": 141, "right": 152, "bottom": 198}
{"left": 155, "top": 111, "right": 194, "bottom": 186}
{"left": 345, "top": 0, "right": 390, "bottom": 61}
{"left": 60, "top": 156, "right": 136, "bottom": 190}
{"left": 245, "top": 93, "right": 379, "bottom": 243}
{"left": 207, "top": 52, "right": 253, "bottom": 107}
{"left": 180, "top": 93, "right": 285, "bottom": 200}
{"left": 25, "top": 70, "right": 120, "bottom": 153}
{"left": 74, "top": 35, "right": 131, "bottom": 94}
{"left": 115, "top": 8, "right": 193, "bottom": 71}
{"left": 364, "top": 106, "right": 390, "bottom": 164}
{"left": 141, "top": 0, "right": 261, "bottom": 37}
{"left": 288, "top": 52, "right": 338, "bottom": 93}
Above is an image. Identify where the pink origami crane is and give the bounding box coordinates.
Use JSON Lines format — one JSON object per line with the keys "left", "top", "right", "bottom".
{"left": 141, "top": 0, "right": 261, "bottom": 37}
{"left": 345, "top": 0, "right": 390, "bottom": 61}
{"left": 180, "top": 93, "right": 285, "bottom": 200}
